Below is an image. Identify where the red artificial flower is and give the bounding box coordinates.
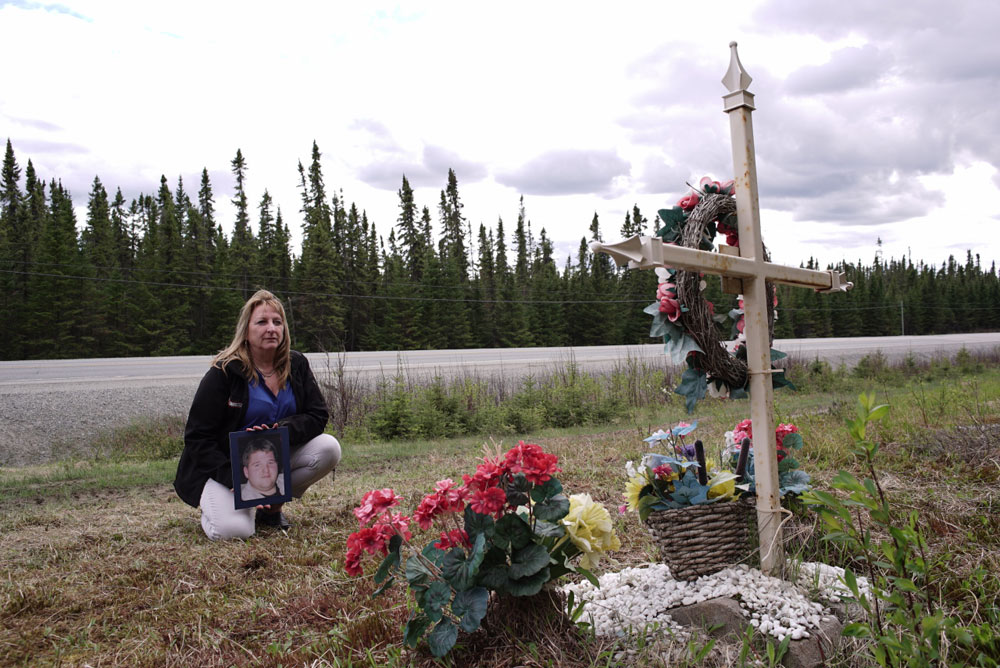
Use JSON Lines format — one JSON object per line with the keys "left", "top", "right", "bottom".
{"left": 504, "top": 441, "right": 561, "bottom": 485}
{"left": 462, "top": 459, "right": 504, "bottom": 492}
{"left": 775, "top": 423, "right": 799, "bottom": 448}
{"left": 652, "top": 464, "right": 673, "bottom": 479}
{"left": 353, "top": 488, "right": 401, "bottom": 526}
{"left": 434, "top": 529, "right": 472, "bottom": 551}
{"left": 677, "top": 192, "right": 700, "bottom": 211}
{"left": 656, "top": 282, "right": 677, "bottom": 301}
{"left": 736, "top": 315, "right": 745, "bottom": 334}
{"left": 469, "top": 486, "right": 506, "bottom": 516}
{"left": 375, "top": 511, "right": 412, "bottom": 542}
{"left": 344, "top": 546, "right": 363, "bottom": 576}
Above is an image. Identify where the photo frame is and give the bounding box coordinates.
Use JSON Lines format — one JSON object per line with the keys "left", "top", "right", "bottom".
{"left": 229, "top": 427, "right": 292, "bottom": 510}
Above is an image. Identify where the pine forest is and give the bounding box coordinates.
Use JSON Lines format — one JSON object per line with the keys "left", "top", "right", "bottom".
{"left": 1, "top": 139, "right": 998, "bottom": 361}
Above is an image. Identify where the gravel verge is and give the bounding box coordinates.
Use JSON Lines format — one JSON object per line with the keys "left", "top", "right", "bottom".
{"left": 0, "top": 379, "right": 197, "bottom": 467}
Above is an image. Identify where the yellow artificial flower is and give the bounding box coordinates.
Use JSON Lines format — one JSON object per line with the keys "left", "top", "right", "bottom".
{"left": 707, "top": 470, "right": 739, "bottom": 501}
{"left": 562, "top": 493, "right": 622, "bottom": 570}
{"left": 624, "top": 474, "right": 646, "bottom": 512}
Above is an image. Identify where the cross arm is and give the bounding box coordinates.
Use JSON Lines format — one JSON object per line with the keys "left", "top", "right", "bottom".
{"left": 590, "top": 235, "right": 851, "bottom": 292}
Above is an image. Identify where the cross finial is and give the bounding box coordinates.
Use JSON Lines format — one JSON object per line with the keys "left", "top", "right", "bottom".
{"left": 722, "top": 41, "right": 755, "bottom": 111}
{"left": 722, "top": 41, "right": 752, "bottom": 92}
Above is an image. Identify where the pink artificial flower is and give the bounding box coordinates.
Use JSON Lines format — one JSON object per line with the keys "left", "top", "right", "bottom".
{"left": 736, "top": 315, "right": 745, "bottom": 334}
{"left": 706, "top": 301, "right": 715, "bottom": 316}
{"left": 677, "top": 192, "right": 700, "bottom": 211}
{"left": 462, "top": 459, "right": 504, "bottom": 492}
{"left": 353, "top": 488, "right": 401, "bottom": 526}
{"left": 618, "top": 504, "right": 628, "bottom": 515}
{"left": 656, "top": 282, "right": 677, "bottom": 301}
{"left": 344, "top": 546, "right": 363, "bottom": 576}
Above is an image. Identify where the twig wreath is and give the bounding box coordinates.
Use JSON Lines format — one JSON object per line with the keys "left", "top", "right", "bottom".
{"left": 647, "top": 177, "right": 792, "bottom": 411}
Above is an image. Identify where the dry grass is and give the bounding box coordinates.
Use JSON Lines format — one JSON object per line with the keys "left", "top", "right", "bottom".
{"left": 2, "top": 367, "right": 999, "bottom": 666}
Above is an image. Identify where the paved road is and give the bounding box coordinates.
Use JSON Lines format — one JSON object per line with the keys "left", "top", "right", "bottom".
{"left": 1, "top": 333, "right": 997, "bottom": 466}
{"left": 1, "top": 333, "right": 998, "bottom": 389}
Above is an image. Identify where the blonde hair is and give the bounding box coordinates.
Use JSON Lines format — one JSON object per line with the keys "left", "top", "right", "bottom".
{"left": 213, "top": 290, "right": 291, "bottom": 387}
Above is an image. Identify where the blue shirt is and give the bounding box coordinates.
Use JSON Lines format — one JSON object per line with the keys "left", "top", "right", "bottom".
{"left": 242, "top": 374, "right": 298, "bottom": 429}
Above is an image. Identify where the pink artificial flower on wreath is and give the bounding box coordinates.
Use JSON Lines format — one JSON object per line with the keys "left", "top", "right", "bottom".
{"left": 657, "top": 282, "right": 682, "bottom": 322}
{"left": 736, "top": 315, "right": 745, "bottom": 334}
{"left": 353, "top": 488, "right": 401, "bottom": 526}
{"left": 677, "top": 191, "right": 700, "bottom": 211}
{"left": 504, "top": 441, "right": 561, "bottom": 485}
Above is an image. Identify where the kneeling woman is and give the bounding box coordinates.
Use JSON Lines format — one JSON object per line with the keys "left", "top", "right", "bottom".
{"left": 174, "top": 290, "right": 341, "bottom": 540}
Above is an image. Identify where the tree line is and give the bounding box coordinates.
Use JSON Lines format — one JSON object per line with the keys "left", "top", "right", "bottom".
{"left": 0, "top": 139, "right": 997, "bottom": 360}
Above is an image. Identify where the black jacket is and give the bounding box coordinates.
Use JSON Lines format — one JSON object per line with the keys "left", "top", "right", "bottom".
{"left": 173, "top": 351, "right": 329, "bottom": 507}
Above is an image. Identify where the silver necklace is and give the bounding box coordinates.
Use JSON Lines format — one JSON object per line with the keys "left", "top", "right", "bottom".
{"left": 257, "top": 367, "right": 276, "bottom": 379}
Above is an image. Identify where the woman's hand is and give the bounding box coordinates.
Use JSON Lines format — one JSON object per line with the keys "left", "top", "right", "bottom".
{"left": 245, "top": 423, "right": 279, "bottom": 431}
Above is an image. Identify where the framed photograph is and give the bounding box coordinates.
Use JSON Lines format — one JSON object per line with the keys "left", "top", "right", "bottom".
{"left": 229, "top": 427, "right": 292, "bottom": 510}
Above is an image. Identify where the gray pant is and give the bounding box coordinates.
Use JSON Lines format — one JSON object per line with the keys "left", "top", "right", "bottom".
{"left": 199, "top": 433, "right": 341, "bottom": 540}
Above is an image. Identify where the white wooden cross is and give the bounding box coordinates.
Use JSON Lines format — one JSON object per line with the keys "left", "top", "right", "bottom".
{"left": 592, "top": 42, "right": 851, "bottom": 577}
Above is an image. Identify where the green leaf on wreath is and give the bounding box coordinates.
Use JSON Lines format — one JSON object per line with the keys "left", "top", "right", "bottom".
{"left": 664, "top": 333, "right": 703, "bottom": 364}
{"left": 423, "top": 580, "right": 452, "bottom": 622}
{"left": 730, "top": 385, "right": 749, "bottom": 400}
{"left": 452, "top": 587, "right": 489, "bottom": 632}
{"left": 770, "top": 348, "right": 788, "bottom": 361}
{"left": 533, "top": 493, "right": 570, "bottom": 522}
{"left": 404, "top": 613, "right": 431, "bottom": 648}
{"left": 508, "top": 543, "right": 550, "bottom": 579}
{"left": 530, "top": 477, "right": 564, "bottom": 503}
{"left": 506, "top": 566, "right": 550, "bottom": 596}
{"left": 771, "top": 369, "right": 797, "bottom": 390}
{"left": 494, "top": 513, "right": 532, "bottom": 551}
{"left": 427, "top": 619, "right": 459, "bottom": 657}
{"left": 674, "top": 366, "right": 707, "bottom": 413}
{"left": 464, "top": 505, "right": 495, "bottom": 541}
{"left": 657, "top": 206, "right": 686, "bottom": 227}
{"left": 649, "top": 311, "right": 668, "bottom": 339}
{"left": 662, "top": 319, "right": 684, "bottom": 343}
{"left": 644, "top": 301, "right": 662, "bottom": 316}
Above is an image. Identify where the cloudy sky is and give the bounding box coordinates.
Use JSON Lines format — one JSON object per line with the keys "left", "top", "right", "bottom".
{"left": 2, "top": 0, "right": 998, "bottom": 271}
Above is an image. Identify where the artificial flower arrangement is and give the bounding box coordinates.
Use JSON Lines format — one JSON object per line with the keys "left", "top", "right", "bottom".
{"left": 644, "top": 176, "right": 794, "bottom": 411}
{"left": 725, "top": 419, "right": 811, "bottom": 498}
{"left": 624, "top": 421, "right": 743, "bottom": 524}
{"left": 345, "top": 441, "right": 620, "bottom": 658}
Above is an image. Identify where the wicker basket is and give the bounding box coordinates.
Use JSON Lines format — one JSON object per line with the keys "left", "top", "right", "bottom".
{"left": 644, "top": 500, "right": 752, "bottom": 581}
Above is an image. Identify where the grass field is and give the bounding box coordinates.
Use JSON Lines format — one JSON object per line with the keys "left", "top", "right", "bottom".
{"left": 1, "top": 355, "right": 998, "bottom": 666}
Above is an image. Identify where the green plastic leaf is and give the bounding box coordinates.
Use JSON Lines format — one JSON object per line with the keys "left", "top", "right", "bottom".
{"left": 404, "top": 613, "right": 431, "bottom": 648}
{"left": 533, "top": 519, "right": 566, "bottom": 538}
{"left": 781, "top": 432, "right": 803, "bottom": 450}
{"left": 406, "top": 554, "right": 434, "bottom": 589}
{"left": 440, "top": 533, "right": 486, "bottom": 592}
{"left": 674, "top": 366, "right": 707, "bottom": 413}
{"left": 374, "top": 535, "right": 402, "bottom": 585}
{"left": 463, "top": 505, "right": 495, "bottom": 541}
{"left": 533, "top": 494, "right": 570, "bottom": 522}
{"left": 371, "top": 575, "right": 395, "bottom": 598}
{"left": 530, "top": 477, "right": 564, "bottom": 503}
{"left": 477, "top": 564, "right": 509, "bottom": 590}
{"left": 494, "top": 514, "right": 532, "bottom": 551}
{"left": 427, "top": 619, "right": 458, "bottom": 657}
{"left": 771, "top": 369, "right": 796, "bottom": 390}
{"left": 637, "top": 494, "right": 660, "bottom": 524}
{"left": 770, "top": 348, "right": 788, "bottom": 361}
{"left": 664, "top": 333, "right": 703, "bottom": 364}
{"left": 423, "top": 580, "right": 452, "bottom": 622}
{"left": 778, "top": 469, "right": 811, "bottom": 496}
{"left": 644, "top": 301, "right": 662, "bottom": 316}
{"left": 452, "top": 587, "right": 489, "bottom": 632}
{"left": 504, "top": 473, "right": 531, "bottom": 508}
{"left": 506, "top": 567, "right": 550, "bottom": 596}
{"left": 575, "top": 566, "right": 600, "bottom": 588}
{"left": 509, "top": 543, "right": 550, "bottom": 579}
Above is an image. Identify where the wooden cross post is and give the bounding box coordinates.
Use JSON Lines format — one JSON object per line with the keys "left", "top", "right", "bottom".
{"left": 591, "top": 42, "right": 851, "bottom": 577}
